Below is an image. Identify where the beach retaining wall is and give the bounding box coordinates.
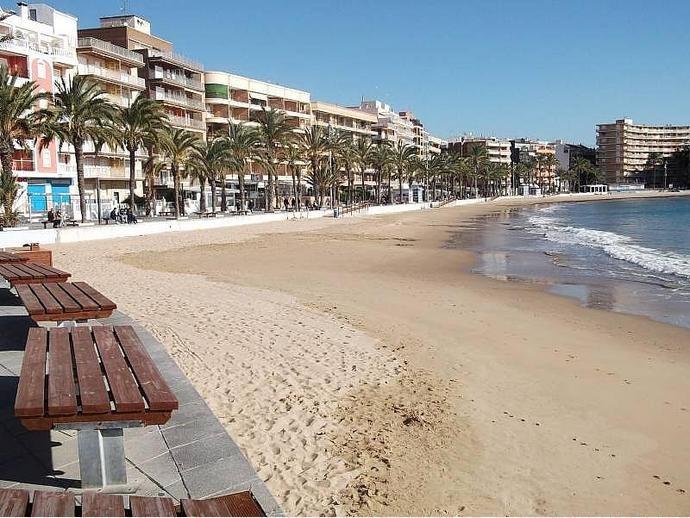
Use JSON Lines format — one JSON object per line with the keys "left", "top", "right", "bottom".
{"left": 0, "top": 198, "right": 487, "bottom": 248}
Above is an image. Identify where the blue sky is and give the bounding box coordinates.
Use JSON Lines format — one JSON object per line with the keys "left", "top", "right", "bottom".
{"left": 55, "top": 0, "right": 690, "bottom": 145}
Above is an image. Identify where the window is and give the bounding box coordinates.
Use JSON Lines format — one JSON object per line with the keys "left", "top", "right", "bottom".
{"left": 36, "top": 60, "right": 46, "bottom": 79}
{"left": 42, "top": 149, "right": 51, "bottom": 168}
{"left": 29, "top": 9, "right": 36, "bottom": 21}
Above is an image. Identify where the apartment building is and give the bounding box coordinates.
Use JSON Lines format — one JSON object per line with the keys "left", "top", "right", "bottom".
{"left": 0, "top": 2, "right": 77, "bottom": 215}
{"left": 80, "top": 15, "right": 205, "bottom": 137}
{"left": 204, "top": 70, "right": 312, "bottom": 208}
{"left": 72, "top": 36, "right": 147, "bottom": 204}
{"left": 357, "top": 100, "right": 416, "bottom": 148}
{"left": 310, "top": 101, "right": 377, "bottom": 141}
{"left": 596, "top": 118, "right": 690, "bottom": 185}
{"left": 447, "top": 136, "right": 511, "bottom": 165}
{"left": 552, "top": 140, "right": 596, "bottom": 172}
{"left": 428, "top": 135, "right": 448, "bottom": 155}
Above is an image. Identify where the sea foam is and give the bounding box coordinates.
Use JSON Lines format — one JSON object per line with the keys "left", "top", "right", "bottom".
{"left": 528, "top": 208, "right": 690, "bottom": 280}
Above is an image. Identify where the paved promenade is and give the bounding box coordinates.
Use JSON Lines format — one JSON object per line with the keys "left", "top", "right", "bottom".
{"left": 0, "top": 283, "right": 282, "bottom": 515}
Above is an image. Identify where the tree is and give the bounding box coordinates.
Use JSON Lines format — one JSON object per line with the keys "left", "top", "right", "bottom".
{"left": 301, "top": 125, "right": 330, "bottom": 207}
{"left": 354, "top": 138, "right": 374, "bottom": 202}
{"left": 113, "top": 95, "right": 167, "bottom": 213}
{"left": 391, "top": 142, "right": 417, "bottom": 203}
{"left": 646, "top": 151, "right": 663, "bottom": 188}
{"left": 282, "top": 144, "right": 304, "bottom": 210}
{"left": 0, "top": 65, "right": 49, "bottom": 225}
{"left": 142, "top": 155, "right": 165, "bottom": 215}
{"left": 370, "top": 142, "right": 392, "bottom": 204}
{"left": 327, "top": 129, "right": 350, "bottom": 207}
{"left": 254, "top": 108, "right": 294, "bottom": 212}
{"left": 158, "top": 128, "right": 201, "bottom": 218}
{"left": 41, "top": 75, "right": 115, "bottom": 222}
{"left": 466, "top": 144, "right": 488, "bottom": 198}
{"left": 225, "top": 123, "right": 258, "bottom": 212}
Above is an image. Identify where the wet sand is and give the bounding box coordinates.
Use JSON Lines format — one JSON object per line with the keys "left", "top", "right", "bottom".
{"left": 53, "top": 194, "right": 690, "bottom": 515}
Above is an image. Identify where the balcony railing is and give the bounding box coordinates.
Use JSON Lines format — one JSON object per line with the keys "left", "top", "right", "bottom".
{"left": 78, "top": 64, "right": 146, "bottom": 88}
{"left": 12, "top": 159, "right": 34, "bottom": 172}
{"left": 58, "top": 162, "right": 142, "bottom": 179}
{"left": 167, "top": 114, "right": 205, "bottom": 130}
{"left": 147, "top": 49, "right": 203, "bottom": 72}
{"left": 77, "top": 37, "right": 145, "bottom": 66}
{"left": 151, "top": 69, "right": 203, "bottom": 91}
{"left": 151, "top": 90, "right": 205, "bottom": 110}
{"left": 0, "top": 38, "right": 74, "bottom": 61}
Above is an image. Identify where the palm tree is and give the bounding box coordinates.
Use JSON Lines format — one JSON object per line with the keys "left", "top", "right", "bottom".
{"left": 301, "top": 125, "right": 330, "bottom": 207}
{"left": 142, "top": 155, "right": 165, "bottom": 215}
{"left": 647, "top": 151, "right": 662, "bottom": 188}
{"left": 226, "top": 123, "right": 259, "bottom": 212}
{"left": 370, "top": 142, "right": 392, "bottom": 204}
{"left": 158, "top": 127, "right": 201, "bottom": 218}
{"left": 0, "top": 65, "right": 49, "bottom": 225}
{"left": 254, "top": 108, "right": 294, "bottom": 212}
{"left": 391, "top": 142, "right": 417, "bottom": 203}
{"left": 190, "top": 137, "right": 232, "bottom": 212}
{"left": 282, "top": 144, "right": 304, "bottom": 210}
{"left": 336, "top": 141, "right": 358, "bottom": 205}
{"left": 113, "top": 95, "right": 167, "bottom": 213}
{"left": 466, "top": 145, "right": 488, "bottom": 198}
{"left": 354, "top": 138, "right": 374, "bottom": 202}
{"left": 41, "top": 75, "right": 115, "bottom": 222}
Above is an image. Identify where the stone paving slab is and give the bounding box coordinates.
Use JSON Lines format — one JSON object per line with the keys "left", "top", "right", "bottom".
{"left": 0, "top": 290, "right": 283, "bottom": 516}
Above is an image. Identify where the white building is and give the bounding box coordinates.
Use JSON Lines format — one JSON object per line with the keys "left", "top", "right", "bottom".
{"left": 0, "top": 1, "right": 77, "bottom": 216}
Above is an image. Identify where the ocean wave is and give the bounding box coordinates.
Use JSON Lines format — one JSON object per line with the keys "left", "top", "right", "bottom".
{"left": 528, "top": 214, "right": 690, "bottom": 280}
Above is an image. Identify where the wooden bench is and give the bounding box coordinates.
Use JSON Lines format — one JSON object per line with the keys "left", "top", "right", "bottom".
{"left": 0, "top": 262, "right": 70, "bottom": 287}
{"left": 15, "top": 326, "right": 178, "bottom": 489}
{"left": 15, "top": 281, "right": 116, "bottom": 323}
{"left": 194, "top": 211, "right": 217, "bottom": 218}
{"left": 0, "top": 489, "right": 266, "bottom": 516}
{"left": 0, "top": 252, "right": 29, "bottom": 264}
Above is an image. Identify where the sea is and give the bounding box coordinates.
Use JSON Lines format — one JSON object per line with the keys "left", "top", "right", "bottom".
{"left": 464, "top": 196, "right": 690, "bottom": 329}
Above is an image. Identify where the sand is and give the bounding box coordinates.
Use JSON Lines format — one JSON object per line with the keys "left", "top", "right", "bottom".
{"left": 51, "top": 194, "right": 690, "bottom": 516}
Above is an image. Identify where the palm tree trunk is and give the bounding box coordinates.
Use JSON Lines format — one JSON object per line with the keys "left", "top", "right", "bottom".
{"left": 291, "top": 167, "right": 297, "bottom": 209}
{"left": 128, "top": 147, "right": 137, "bottom": 213}
{"left": 0, "top": 141, "right": 16, "bottom": 222}
{"left": 360, "top": 168, "right": 366, "bottom": 202}
{"left": 199, "top": 178, "right": 206, "bottom": 212}
{"left": 266, "top": 159, "right": 274, "bottom": 212}
{"left": 387, "top": 172, "right": 392, "bottom": 204}
{"left": 172, "top": 164, "right": 180, "bottom": 218}
{"left": 296, "top": 169, "right": 303, "bottom": 210}
{"left": 220, "top": 176, "right": 227, "bottom": 212}
{"left": 210, "top": 178, "right": 216, "bottom": 212}
{"left": 238, "top": 169, "right": 246, "bottom": 212}
{"left": 75, "top": 143, "right": 87, "bottom": 222}
{"left": 146, "top": 175, "right": 154, "bottom": 216}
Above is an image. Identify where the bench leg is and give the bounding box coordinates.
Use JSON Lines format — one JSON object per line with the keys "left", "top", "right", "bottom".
{"left": 78, "top": 429, "right": 127, "bottom": 489}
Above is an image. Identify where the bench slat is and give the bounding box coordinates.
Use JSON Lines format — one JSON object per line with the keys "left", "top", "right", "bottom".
{"left": 14, "top": 263, "right": 46, "bottom": 279}
{"left": 59, "top": 283, "right": 100, "bottom": 311}
{"left": 2, "top": 264, "right": 32, "bottom": 280}
{"left": 180, "top": 498, "right": 229, "bottom": 517}
{"left": 114, "top": 326, "right": 178, "bottom": 411}
{"left": 27, "top": 284, "right": 62, "bottom": 314}
{"left": 31, "top": 491, "right": 75, "bottom": 517}
{"left": 47, "top": 328, "right": 78, "bottom": 416}
{"left": 129, "top": 496, "right": 177, "bottom": 517}
{"left": 216, "top": 492, "right": 266, "bottom": 517}
{"left": 73, "top": 281, "right": 117, "bottom": 311}
{"left": 71, "top": 327, "right": 111, "bottom": 414}
{"left": 43, "top": 283, "right": 80, "bottom": 313}
{"left": 0, "top": 252, "right": 28, "bottom": 263}
{"left": 14, "top": 328, "right": 47, "bottom": 417}
{"left": 0, "top": 489, "right": 29, "bottom": 517}
{"left": 23, "top": 263, "right": 69, "bottom": 278}
{"left": 0, "top": 264, "right": 16, "bottom": 280}
{"left": 93, "top": 326, "right": 145, "bottom": 413}
{"left": 81, "top": 492, "right": 125, "bottom": 517}
{"left": 14, "top": 285, "right": 46, "bottom": 316}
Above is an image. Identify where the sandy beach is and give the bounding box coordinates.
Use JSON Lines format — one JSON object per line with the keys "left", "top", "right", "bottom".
{"left": 50, "top": 193, "right": 690, "bottom": 516}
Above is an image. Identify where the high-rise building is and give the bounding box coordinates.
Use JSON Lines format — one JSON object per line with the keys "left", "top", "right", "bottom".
{"left": 596, "top": 118, "right": 690, "bottom": 185}
{"left": 447, "top": 136, "right": 511, "bottom": 165}
{"left": 310, "top": 101, "right": 377, "bottom": 141}
{"left": 73, "top": 36, "right": 147, "bottom": 204}
{"left": 357, "top": 100, "right": 416, "bottom": 148}
{"left": 0, "top": 2, "right": 77, "bottom": 215}
{"left": 204, "top": 70, "right": 312, "bottom": 208}
{"left": 552, "top": 140, "right": 596, "bottom": 172}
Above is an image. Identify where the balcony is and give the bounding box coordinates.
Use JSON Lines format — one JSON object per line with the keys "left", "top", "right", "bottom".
{"left": 151, "top": 69, "right": 203, "bottom": 91}
{"left": 78, "top": 64, "right": 146, "bottom": 89}
{"left": 12, "top": 158, "right": 34, "bottom": 172}
{"left": 150, "top": 90, "right": 205, "bottom": 111}
{"left": 167, "top": 114, "right": 205, "bottom": 131}
{"left": 147, "top": 50, "right": 203, "bottom": 72}
{"left": 77, "top": 37, "right": 145, "bottom": 67}
{"left": 58, "top": 162, "right": 142, "bottom": 180}
{"left": 0, "top": 38, "right": 75, "bottom": 63}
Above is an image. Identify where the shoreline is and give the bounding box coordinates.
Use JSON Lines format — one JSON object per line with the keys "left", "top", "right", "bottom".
{"left": 50, "top": 194, "right": 690, "bottom": 515}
